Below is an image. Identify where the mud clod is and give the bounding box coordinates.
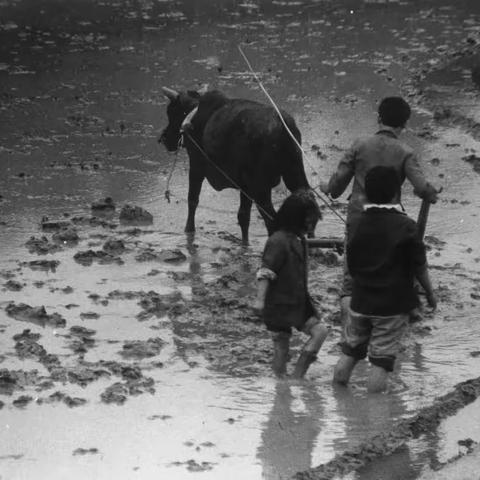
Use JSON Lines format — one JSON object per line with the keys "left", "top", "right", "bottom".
{"left": 135, "top": 248, "right": 186, "bottom": 263}
{"left": 0, "top": 369, "right": 42, "bottom": 395}
{"left": 170, "top": 459, "right": 215, "bottom": 472}
{"left": 136, "top": 290, "right": 185, "bottom": 321}
{"left": 120, "top": 338, "right": 164, "bottom": 359}
{"left": 4, "top": 280, "right": 23, "bottom": 291}
{"left": 295, "top": 377, "right": 480, "bottom": 480}
{"left": 25, "top": 236, "right": 62, "bottom": 255}
{"left": 6, "top": 303, "right": 66, "bottom": 328}
{"left": 41, "top": 218, "right": 71, "bottom": 231}
{"left": 52, "top": 228, "right": 79, "bottom": 244}
{"left": 100, "top": 375, "right": 155, "bottom": 405}
{"left": 66, "top": 366, "right": 111, "bottom": 387}
{"left": 13, "top": 395, "right": 33, "bottom": 408}
{"left": 91, "top": 197, "right": 115, "bottom": 213}
{"left": 73, "top": 249, "right": 123, "bottom": 266}
{"left": 38, "top": 391, "right": 87, "bottom": 407}
{"left": 72, "top": 448, "right": 99, "bottom": 456}
{"left": 462, "top": 154, "right": 480, "bottom": 173}
{"left": 21, "top": 259, "right": 60, "bottom": 272}
{"left": 102, "top": 238, "right": 125, "bottom": 253}
{"left": 119, "top": 204, "right": 153, "bottom": 225}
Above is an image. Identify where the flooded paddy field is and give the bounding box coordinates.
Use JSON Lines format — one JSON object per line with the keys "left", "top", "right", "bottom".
{"left": 0, "top": 0, "right": 480, "bottom": 478}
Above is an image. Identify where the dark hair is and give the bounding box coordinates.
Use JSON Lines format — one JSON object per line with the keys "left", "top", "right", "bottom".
{"left": 272, "top": 190, "right": 321, "bottom": 234}
{"left": 365, "top": 166, "right": 400, "bottom": 204}
{"left": 378, "top": 97, "right": 411, "bottom": 128}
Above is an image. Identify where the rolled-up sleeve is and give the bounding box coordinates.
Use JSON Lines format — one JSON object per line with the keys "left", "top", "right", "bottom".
{"left": 404, "top": 151, "right": 428, "bottom": 194}
{"left": 328, "top": 142, "right": 356, "bottom": 198}
{"left": 256, "top": 267, "right": 277, "bottom": 281}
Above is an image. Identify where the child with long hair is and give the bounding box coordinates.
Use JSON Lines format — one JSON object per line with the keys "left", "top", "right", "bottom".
{"left": 254, "top": 190, "right": 329, "bottom": 378}
{"left": 333, "top": 166, "right": 437, "bottom": 392}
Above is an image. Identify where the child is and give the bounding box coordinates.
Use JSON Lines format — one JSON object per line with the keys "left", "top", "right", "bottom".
{"left": 320, "top": 97, "right": 439, "bottom": 324}
{"left": 333, "top": 166, "right": 437, "bottom": 393}
{"left": 254, "top": 191, "right": 329, "bottom": 378}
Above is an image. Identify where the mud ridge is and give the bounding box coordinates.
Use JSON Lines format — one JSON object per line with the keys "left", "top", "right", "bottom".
{"left": 294, "top": 376, "right": 480, "bottom": 480}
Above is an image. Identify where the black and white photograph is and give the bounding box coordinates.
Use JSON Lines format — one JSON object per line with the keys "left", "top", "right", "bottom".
{"left": 0, "top": 0, "right": 479, "bottom": 478}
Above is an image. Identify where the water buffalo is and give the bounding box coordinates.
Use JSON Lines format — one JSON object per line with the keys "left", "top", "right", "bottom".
{"left": 159, "top": 87, "right": 318, "bottom": 244}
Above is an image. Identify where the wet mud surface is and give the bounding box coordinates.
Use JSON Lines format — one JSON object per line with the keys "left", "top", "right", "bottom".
{"left": 295, "top": 377, "right": 480, "bottom": 479}
{"left": 1, "top": 0, "right": 480, "bottom": 479}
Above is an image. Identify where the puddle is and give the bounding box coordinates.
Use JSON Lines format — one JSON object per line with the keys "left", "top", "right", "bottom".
{"left": 347, "top": 396, "right": 480, "bottom": 480}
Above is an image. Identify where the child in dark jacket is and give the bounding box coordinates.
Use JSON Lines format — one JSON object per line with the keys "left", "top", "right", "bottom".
{"left": 254, "top": 191, "right": 329, "bottom": 378}
{"left": 320, "top": 97, "right": 439, "bottom": 326}
{"left": 333, "top": 166, "right": 437, "bottom": 392}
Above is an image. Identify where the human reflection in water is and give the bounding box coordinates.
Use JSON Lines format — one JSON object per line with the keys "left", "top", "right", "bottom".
{"left": 166, "top": 233, "right": 205, "bottom": 364}
{"left": 257, "top": 381, "right": 324, "bottom": 480}
{"left": 331, "top": 385, "right": 418, "bottom": 480}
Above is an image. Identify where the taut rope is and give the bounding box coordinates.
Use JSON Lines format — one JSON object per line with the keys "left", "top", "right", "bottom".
{"left": 237, "top": 44, "right": 346, "bottom": 225}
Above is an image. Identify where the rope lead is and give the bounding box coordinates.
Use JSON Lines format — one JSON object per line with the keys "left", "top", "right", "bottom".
{"left": 237, "top": 44, "right": 346, "bottom": 225}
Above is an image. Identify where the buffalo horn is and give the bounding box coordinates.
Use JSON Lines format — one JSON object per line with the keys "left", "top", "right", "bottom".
{"left": 162, "top": 87, "right": 180, "bottom": 100}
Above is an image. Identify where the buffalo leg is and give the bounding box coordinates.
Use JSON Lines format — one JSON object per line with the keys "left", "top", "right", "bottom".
{"left": 185, "top": 166, "right": 205, "bottom": 233}
{"left": 256, "top": 194, "right": 276, "bottom": 236}
{"left": 238, "top": 192, "right": 253, "bottom": 245}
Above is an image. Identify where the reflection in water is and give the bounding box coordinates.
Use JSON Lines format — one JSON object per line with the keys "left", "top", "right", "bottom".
{"left": 186, "top": 233, "right": 201, "bottom": 277}
{"left": 1, "top": 0, "right": 480, "bottom": 478}
{"left": 257, "top": 381, "right": 324, "bottom": 479}
{"left": 354, "top": 444, "right": 417, "bottom": 480}
{"left": 332, "top": 384, "right": 404, "bottom": 450}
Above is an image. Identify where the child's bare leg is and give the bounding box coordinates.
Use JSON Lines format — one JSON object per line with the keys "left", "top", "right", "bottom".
{"left": 333, "top": 354, "right": 358, "bottom": 385}
{"left": 335, "top": 307, "right": 369, "bottom": 385}
{"left": 367, "top": 313, "right": 408, "bottom": 392}
{"left": 367, "top": 365, "right": 388, "bottom": 393}
{"left": 304, "top": 321, "right": 328, "bottom": 353}
{"left": 271, "top": 332, "right": 290, "bottom": 377}
{"left": 292, "top": 319, "right": 328, "bottom": 379}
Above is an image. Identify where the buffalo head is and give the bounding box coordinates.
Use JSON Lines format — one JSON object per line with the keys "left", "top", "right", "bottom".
{"left": 159, "top": 87, "right": 200, "bottom": 152}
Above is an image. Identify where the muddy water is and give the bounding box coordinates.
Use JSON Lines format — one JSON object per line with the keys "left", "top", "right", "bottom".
{"left": 1, "top": 0, "right": 480, "bottom": 479}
